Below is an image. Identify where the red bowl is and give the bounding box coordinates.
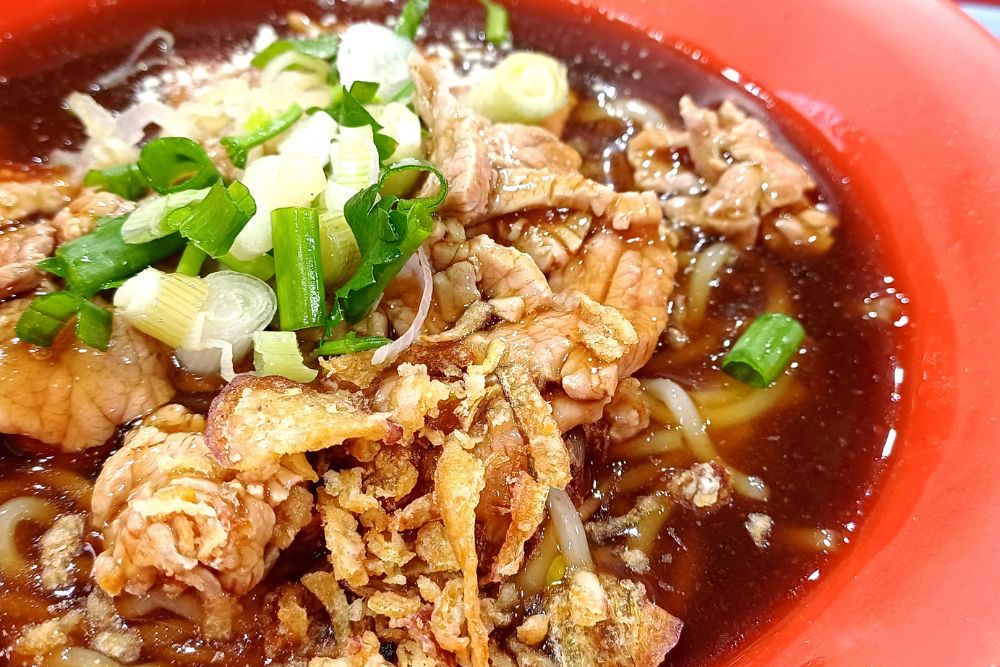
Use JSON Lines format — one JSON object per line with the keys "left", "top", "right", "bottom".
{"left": 2, "top": 0, "right": 999, "bottom": 665}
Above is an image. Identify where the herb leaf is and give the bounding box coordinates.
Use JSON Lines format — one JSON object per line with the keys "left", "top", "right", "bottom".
{"left": 329, "top": 82, "right": 399, "bottom": 162}
{"left": 323, "top": 161, "right": 446, "bottom": 330}
{"left": 251, "top": 34, "right": 341, "bottom": 68}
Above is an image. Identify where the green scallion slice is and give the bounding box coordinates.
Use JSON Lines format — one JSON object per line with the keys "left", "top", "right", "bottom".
{"left": 176, "top": 243, "right": 209, "bottom": 277}
{"left": 74, "top": 300, "right": 113, "bottom": 351}
{"left": 173, "top": 180, "right": 256, "bottom": 257}
{"left": 220, "top": 104, "right": 303, "bottom": 169}
{"left": 251, "top": 34, "right": 341, "bottom": 68}
{"left": 272, "top": 207, "right": 326, "bottom": 331}
{"left": 50, "top": 217, "right": 186, "bottom": 296}
{"left": 84, "top": 163, "right": 149, "bottom": 200}
{"left": 396, "top": 0, "right": 431, "bottom": 40}
{"left": 218, "top": 252, "right": 276, "bottom": 281}
{"left": 480, "top": 0, "right": 510, "bottom": 45}
{"left": 253, "top": 330, "right": 318, "bottom": 383}
{"left": 314, "top": 331, "right": 390, "bottom": 357}
{"left": 721, "top": 313, "right": 805, "bottom": 388}
{"left": 137, "top": 137, "right": 220, "bottom": 194}
{"left": 14, "top": 292, "right": 82, "bottom": 347}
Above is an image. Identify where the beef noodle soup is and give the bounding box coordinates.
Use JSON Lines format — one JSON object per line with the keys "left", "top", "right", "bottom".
{"left": 0, "top": 1, "right": 906, "bottom": 665}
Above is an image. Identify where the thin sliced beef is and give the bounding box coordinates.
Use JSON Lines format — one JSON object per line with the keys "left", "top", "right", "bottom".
{"left": 0, "top": 298, "right": 174, "bottom": 451}
{"left": 92, "top": 412, "right": 314, "bottom": 639}
{"left": 0, "top": 177, "right": 73, "bottom": 222}
{"left": 0, "top": 223, "right": 56, "bottom": 299}
{"left": 632, "top": 96, "right": 836, "bottom": 250}
{"left": 410, "top": 53, "right": 663, "bottom": 231}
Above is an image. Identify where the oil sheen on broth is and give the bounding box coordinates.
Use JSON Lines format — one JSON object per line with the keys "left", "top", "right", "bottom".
{"left": 0, "top": 1, "right": 906, "bottom": 665}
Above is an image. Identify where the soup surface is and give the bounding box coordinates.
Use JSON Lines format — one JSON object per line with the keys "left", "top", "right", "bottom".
{"left": 0, "top": 1, "right": 906, "bottom": 666}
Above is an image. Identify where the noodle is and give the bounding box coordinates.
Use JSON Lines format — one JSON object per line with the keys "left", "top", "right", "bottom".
{"left": 625, "top": 494, "right": 675, "bottom": 554}
{"left": 685, "top": 242, "right": 737, "bottom": 330}
{"left": 517, "top": 528, "right": 559, "bottom": 596}
{"left": 694, "top": 375, "right": 801, "bottom": 430}
{"left": 546, "top": 488, "right": 594, "bottom": 570}
{"left": 0, "top": 496, "right": 57, "bottom": 577}
{"left": 641, "top": 379, "right": 770, "bottom": 501}
{"left": 608, "top": 427, "right": 685, "bottom": 460}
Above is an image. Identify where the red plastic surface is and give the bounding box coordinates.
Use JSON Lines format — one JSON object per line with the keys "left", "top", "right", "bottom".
{"left": 1, "top": 0, "right": 1000, "bottom": 665}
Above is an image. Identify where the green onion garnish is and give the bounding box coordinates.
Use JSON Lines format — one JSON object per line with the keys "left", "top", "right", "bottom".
{"left": 220, "top": 104, "right": 303, "bottom": 169}
{"left": 173, "top": 181, "right": 257, "bottom": 257}
{"left": 43, "top": 217, "right": 186, "bottom": 296}
{"left": 15, "top": 292, "right": 81, "bottom": 347}
{"left": 314, "top": 331, "right": 390, "bottom": 357}
{"left": 396, "top": 0, "right": 431, "bottom": 40}
{"left": 138, "top": 137, "right": 220, "bottom": 194}
{"left": 480, "top": 0, "right": 510, "bottom": 45}
{"left": 332, "top": 161, "right": 446, "bottom": 324}
{"left": 84, "top": 163, "right": 149, "bottom": 200}
{"left": 721, "top": 313, "right": 805, "bottom": 388}
{"left": 218, "top": 252, "right": 276, "bottom": 281}
{"left": 253, "top": 330, "right": 318, "bottom": 383}
{"left": 329, "top": 83, "right": 398, "bottom": 162}
{"left": 251, "top": 34, "right": 341, "bottom": 68}
{"left": 15, "top": 291, "right": 111, "bottom": 350}
{"left": 75, "top": 299, "right": 113, "bottom": 350}
{"left": 272, "top": 207, "right": 326, "bottom": 331}
{"left": 176, "top": 243, "right": 209, "bottom": 277}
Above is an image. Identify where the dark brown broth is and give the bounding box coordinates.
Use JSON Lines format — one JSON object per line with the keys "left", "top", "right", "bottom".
{"left": 0, "top": 2, "right": 904, "bottom": 665}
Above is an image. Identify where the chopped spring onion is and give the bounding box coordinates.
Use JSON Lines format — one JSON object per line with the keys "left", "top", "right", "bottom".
{"left": 218, "top": 252, "right": 276, "bottom": 281}
{"left": 480, "top": 0, "right": 510, "bottom": 45}
{"left": 272, "top": 207, "right": 326, "bottom": 330}
{"left": 468, "top": 51, "right": 568, "bottom": 124}
{"left": 113, "top": 268, "right": 209, "bottom": 347}
{"left": 137, "top": 137, "right": 220, "bottom": 194}
{"left": 243, "top": 107, "right": 272, "bottom": 133}
{"left": 337, "top": 23, "right": 416, "bottom": 102}
{"left": 173, "top": 181, "right": 256, "bottom": 257}
{"left": 330, "top": 161, "right": 446, "bottom": 325}
{"left": 319, "top": 211, "right": 361, "bottom": 287}
{"left": 722, "top": 313, "right": 805, "bottom": 388}
{"left": 175, "top": 243, "right": 208, "bottom": 277}
{"left": 251, "top": 34, "right": 340, "bottom": 68}
{"left": 252, "top": 331, "right": 318, "bottom": 383}
{"left": 43, "top": 217, "right": 185, "bottom": 296}
{"left": 121, "top": 187, "right": 209, "bottom": 244}
{"left": 326, "top": 124, "right": 381, "bottom": 212}
{"left": 396, "top": 0, "right": 430, "bottom": 40}
{"left": 330, "top": 83, "right": 399, "bottom": 163}
{"left": 15, "top": 292, "right": 112, "bottom": 351}
{"left": 278, "top": 110, "right": 339, "bottom": 166}
{"left": 84, "top": 163, "right": 149, "bottom": 200}
{"left": 220, "top": 104, "right": 303, "bottom": 169}
{"left": 230, "top": 153, "right": 327, "bottom": 260}
{"left": 177, "top": 271, "right": 278, "bottom": 380}
{"left": 15, "top": 292, "right": 79, "bottom": 347}
{"left": 314, "top": 331, "right": 390, "bottom": 357}
{"left": 75, "top": 300, "right": 113, "bottom": 350}
{"left": 371, "top": 103, "right": 425, "bottom": 195}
